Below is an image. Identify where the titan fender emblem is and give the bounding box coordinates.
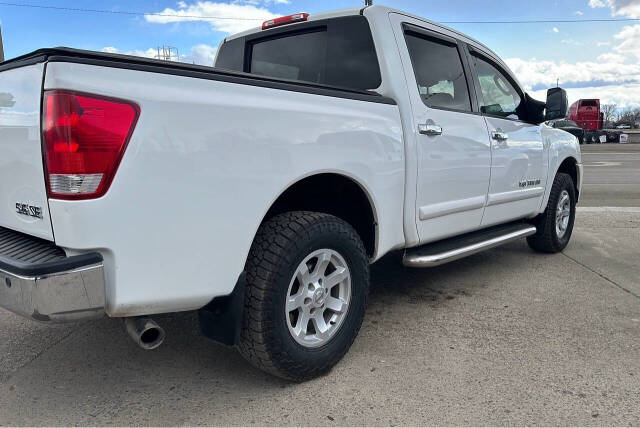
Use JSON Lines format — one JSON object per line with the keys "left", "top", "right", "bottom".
{"left": 519, "top": 179, "right": 541, "bottom": 188}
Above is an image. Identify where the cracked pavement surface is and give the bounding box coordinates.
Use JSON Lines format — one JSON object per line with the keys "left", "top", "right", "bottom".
{"left": 1, "top": 145, "right": 639, "bottom": 426}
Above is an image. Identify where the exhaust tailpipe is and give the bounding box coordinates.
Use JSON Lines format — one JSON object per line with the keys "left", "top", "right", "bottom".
{"left": 125, "top": 317, "right": 165, "bottom": 350}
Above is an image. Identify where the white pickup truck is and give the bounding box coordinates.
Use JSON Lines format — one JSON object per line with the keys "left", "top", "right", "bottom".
{"left": 0, "top": 5, "right": 581, "bottom": 380}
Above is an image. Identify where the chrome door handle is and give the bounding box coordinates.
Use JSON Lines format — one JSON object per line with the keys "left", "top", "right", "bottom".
{"left": 419, "top": 123, "right": 443, "bottom": 136}
{"left": 491, "top": 130, "right": 508, "bottom": 141}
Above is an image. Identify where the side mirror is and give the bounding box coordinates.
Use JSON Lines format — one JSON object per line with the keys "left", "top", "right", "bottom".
{"left": 545, "top": 87, "right": 568, "bottom": 121}
{"left": 525, "top": 93, "right": 546, "bottom": 124}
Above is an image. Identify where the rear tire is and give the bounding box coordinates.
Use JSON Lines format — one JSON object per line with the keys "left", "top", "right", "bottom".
{"left": 527, "top": 173, "right": 576, "bottom": 253}
{"left": 237, "top": 211, "right": 369, "bottom": 381}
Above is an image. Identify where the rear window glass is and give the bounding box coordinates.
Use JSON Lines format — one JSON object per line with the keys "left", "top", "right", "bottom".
{"left": 215, "top": 37, "right": 243, "bottom": 70}
{"left": 216, "top": 15, "right": 382, "bottom": 90}
{"left": 250, "top": 30, "right": 327, "bottom": 82}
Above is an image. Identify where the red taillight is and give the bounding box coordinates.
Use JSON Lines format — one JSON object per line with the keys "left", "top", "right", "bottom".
{"left": 42, "top": 90, "right": 139, "bottom": 200}
{"left": 262, "top": 13, "right": 309, "bottom": 30}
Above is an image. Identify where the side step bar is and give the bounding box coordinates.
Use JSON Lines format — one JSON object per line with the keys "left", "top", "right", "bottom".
{"left": 403, "top": 222, "right": 537, "bottom": 268}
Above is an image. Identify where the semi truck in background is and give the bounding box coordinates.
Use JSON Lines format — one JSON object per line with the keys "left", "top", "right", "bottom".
{"left": 568, "top": 99, "right": 604, "bottom": 143}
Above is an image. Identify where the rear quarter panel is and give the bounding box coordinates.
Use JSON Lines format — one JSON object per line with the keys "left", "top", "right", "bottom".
{"left": 44, "top": 62, "right": 405, "bottom": 316}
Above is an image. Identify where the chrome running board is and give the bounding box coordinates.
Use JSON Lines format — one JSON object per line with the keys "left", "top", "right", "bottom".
{"left": 403, "top": 223, "right": 537, "bottom": 268}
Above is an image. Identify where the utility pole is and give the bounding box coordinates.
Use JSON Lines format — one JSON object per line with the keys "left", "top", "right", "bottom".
{"left": 155, "top": 45, "right": 179, "bottom": 62}
{"left": 0, "top": 25, "right": 5, "bottom": 62}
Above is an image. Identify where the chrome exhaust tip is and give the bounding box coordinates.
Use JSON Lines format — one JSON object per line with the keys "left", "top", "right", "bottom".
{"left": 124, "top": 317, "right": 165, "bottom": 350}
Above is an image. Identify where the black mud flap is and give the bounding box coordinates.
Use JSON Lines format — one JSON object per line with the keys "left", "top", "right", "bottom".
{"left": 198, "top": 272, "right": 246, "bottom": 346}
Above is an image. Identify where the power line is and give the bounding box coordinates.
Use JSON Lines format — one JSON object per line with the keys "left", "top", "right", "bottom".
{"left": 0, "top": 2, "right": 263, "bottom": 20}
{"left": 442, "top": 18, "right": 640, "bottom": 24}
{"left": 0, "top": 1, "right": 639, "bottom": 24}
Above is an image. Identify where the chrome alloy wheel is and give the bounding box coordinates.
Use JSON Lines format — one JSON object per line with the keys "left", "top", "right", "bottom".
{"left": 285, "top": 249, "right": 351, "bottom": 348}
{"left": 555, "top": 190, "right": 571, "bottom": 239}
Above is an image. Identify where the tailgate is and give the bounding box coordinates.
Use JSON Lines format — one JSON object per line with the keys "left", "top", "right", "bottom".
{"left": 0, "top": 62, "right": 54, "bottom": 240}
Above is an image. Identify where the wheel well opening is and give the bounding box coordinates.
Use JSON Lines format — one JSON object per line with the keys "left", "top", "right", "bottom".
{"left": 264, "top": 174, "right": 377, "bottom": 257}
{"left": 557, "top": 157, "right": 579, "bottom": 198}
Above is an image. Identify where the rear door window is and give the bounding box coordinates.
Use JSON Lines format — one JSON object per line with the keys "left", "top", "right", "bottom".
{"left": 404, "top": 31, "right": 472, "bottom": 112}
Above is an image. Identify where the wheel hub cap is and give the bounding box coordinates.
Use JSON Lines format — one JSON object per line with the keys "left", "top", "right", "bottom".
{"left": 312, "top": 288, "right": 327, "bottom": 306}
{"left": 285, "top": 249, "right": 351, "bottom": 348}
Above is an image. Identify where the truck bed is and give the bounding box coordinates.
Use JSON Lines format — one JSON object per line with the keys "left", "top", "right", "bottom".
{"left": 1, "top": 47, "right": 395, "bottom": 105}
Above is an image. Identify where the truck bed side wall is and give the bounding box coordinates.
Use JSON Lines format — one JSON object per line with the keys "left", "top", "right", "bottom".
{"left": 44, "top": 62, "right": 405, "bottom": 317}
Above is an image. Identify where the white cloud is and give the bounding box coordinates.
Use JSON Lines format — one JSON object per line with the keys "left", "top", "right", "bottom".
{"left": 553, "top": 27, "right": 559, "bottom": 33}
{"left": 243, "top": 0, "right": 290, "bottom": 3}
{"left": 102, "top": 44, "right": 219, "bottom": 66}
{"left": 530, "top": 83, "right": 640, "bottom": 108}
{"left": 614, "top": 24, "right": 640, "bottom": 59}
{"left": 561, "top": 38, "right": 583, "bottom": 45}
{"left": 504, "top": 15, "right": 640, "bottom": 108}
{"left": 144, "top": 1, "right": 279, "bottom": 34}
{"left": 190, "top": 44, "right": 218, "bottom": 65}
{"left": 589, "top": 0, "right": 640, "bottom": 17}
{"left": 574, "top": 10, "right": 584, "bottom": 15}
{"left": 608, "top": 0, "right": 640, "bottom": 17}
{"left": 597, "top": 52, "right": 627, "bottom": 62}
{"left": 102, "top": 46, "right": 157, "bottom": 58}
{"left": 505, "top": 57, "right": 640, "bottom": 90}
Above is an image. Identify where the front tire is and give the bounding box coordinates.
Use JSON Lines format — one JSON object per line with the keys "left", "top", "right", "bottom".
{"left": 237, "top": 211, "right": 369, "bottom": 381}
{"left": 527, "top": 173, "right": 576, "bottom": 253}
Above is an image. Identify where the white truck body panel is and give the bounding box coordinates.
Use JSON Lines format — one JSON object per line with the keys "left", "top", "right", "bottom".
{"left": 0, "top": 63, "right": 55, "bottom": 240}
{"left": 540, "top": 124, "right": 583, "bottom": 210}
{"left": 44, "top": 62, "right": 405, "bottom": 316}
{"left": 481, "top": 116, "right": 548, "bottom": 226}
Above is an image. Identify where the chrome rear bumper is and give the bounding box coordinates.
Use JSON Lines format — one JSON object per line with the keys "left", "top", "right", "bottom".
{"left": 0, "top": 226, "right": 105, "bottom": 323}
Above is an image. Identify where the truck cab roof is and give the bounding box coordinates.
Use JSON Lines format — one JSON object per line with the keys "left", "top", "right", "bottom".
{"left": 220, "top": 4, "right": 521, "bottom": 91}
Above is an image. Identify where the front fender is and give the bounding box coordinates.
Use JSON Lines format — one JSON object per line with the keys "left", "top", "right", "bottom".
{"left": 540, "top": 126, "right": 582, "bottom": 210}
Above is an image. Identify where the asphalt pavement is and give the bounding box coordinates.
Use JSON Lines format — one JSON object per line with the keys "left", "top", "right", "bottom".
{"left": 580, "top": 143, "right": 640, "bottom": 207}
{"left": 0, "top": 144, "right": 638, "bottom": 426}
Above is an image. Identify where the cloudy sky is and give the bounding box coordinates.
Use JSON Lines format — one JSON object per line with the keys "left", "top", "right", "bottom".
{"left": 1, "top": 0, "right": 639, "bottom": 107}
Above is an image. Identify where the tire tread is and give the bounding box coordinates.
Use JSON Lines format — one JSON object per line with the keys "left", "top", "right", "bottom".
{"left": 237, "top": 211, "right": 368, "bottom": 381}
{"left": 527, "top": 173, "right": 575, "bottom": 253}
